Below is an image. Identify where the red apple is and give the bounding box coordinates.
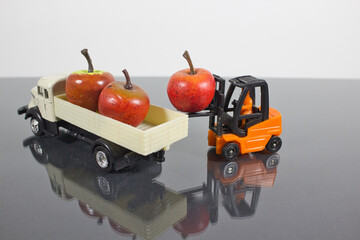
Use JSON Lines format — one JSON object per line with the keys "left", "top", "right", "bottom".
{"left": 66, "top": 49, "right": 115, "bottom": 111}
{"left": 167, "top": 51, "right": 215, "bottom": 113}
{"left": 98, "top": 69, "right": 150, "bottom": 127}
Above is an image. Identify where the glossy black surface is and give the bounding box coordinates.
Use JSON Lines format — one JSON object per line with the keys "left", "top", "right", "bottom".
{"left": 1, "top": 77, "right": 360, "bottom": 240}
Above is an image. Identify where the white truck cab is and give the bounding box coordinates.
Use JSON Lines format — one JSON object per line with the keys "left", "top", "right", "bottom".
{"left": 30, "top": 73, "right": 68, "bottom": 122}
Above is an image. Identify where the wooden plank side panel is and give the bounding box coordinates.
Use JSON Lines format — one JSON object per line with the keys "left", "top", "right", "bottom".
{"left": 54, "top": 95, "right": 188, "bottom": 155}
{"left": 168, "top": 116, "right": 188, "bottom": 143}
{"left": 54, "top": 95, "right": 143, "bottom": 153}
{"left": 146, "top": 115, "right": 188, "bottom": 153}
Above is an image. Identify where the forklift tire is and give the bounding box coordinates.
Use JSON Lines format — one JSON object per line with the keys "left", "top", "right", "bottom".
{"left": 265, "top": 136, "right": 282, "bottom": 153}
{"left": 223, "top": 143, "right": 239, "bottom": 160}
{"left": 264, "top": 154, "right": 280, "bottom": 169}
{"left": 223, "top": 162, "right": 239, "bottom": 179}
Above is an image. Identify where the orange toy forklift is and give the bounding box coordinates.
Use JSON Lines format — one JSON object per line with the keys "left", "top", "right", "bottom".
{"left": 190, "top": 75, "right": 282, "bottom": 160}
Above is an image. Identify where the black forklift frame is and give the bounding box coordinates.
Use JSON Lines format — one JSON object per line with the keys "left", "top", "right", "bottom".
{"left": 188, "top": 75, "right": 270, "bottom": 138}
{"left": 188, "top": 74, "right": 226, "bottom": 136}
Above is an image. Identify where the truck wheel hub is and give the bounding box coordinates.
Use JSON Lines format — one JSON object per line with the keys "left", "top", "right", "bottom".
{"left": 96, "top": 151, "right": 108, "bottom": 168}
{"left": 97, "top": 176, "right": 111, "bottom": 194}
{"left": 30, "top": 119, "right": 39, "bottom": 133}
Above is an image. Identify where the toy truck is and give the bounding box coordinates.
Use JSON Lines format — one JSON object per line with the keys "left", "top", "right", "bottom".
{"left": 18, "top": 73, "right": 188, "bottom": 172}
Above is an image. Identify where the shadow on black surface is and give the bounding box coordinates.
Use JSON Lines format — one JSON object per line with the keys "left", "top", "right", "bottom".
{"left": 23, "top": 134, "right": 279, "bottom": 240}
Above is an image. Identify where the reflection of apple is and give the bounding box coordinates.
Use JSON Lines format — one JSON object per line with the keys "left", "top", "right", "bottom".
{"left": 173, "top": 200, "right": 210, "bottom": 238}
{"left": 78, "top": 201, "right": 104, "bottom": 218}
{"left": 167, "top": 50, "right": 215, "bottom": 113}
{"left": 98, "top": 69, "right": 150, "bottom": 127}
{"left": 109, "top": 219, "right": 133, "bottom": 236}
{"left": 66, "top": 49, "right": 115, "bottom": 111}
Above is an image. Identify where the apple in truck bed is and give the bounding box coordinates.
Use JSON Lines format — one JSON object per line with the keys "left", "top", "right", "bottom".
{"left": 98, "top": 69, "right": 150, "bottom": 127}
{"left": 66, "top": 49, "right": 115, "bottom": 111}
{"left": 167, "top": 50, "right": 216, "bottom": 113}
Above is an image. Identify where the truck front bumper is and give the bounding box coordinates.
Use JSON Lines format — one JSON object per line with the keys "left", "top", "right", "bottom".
{"left": 17, "top": 105, "right": 28, "bottom": 115}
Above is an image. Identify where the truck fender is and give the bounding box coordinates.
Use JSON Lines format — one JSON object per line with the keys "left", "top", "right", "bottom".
{"left": 92, "top": 139, "right": 112, "bottom": 155}
{"left": 25, "top": 107, "right": 49, "bottom": 136}
{"left": 25, "top": 106, "right": 43, "bottom": 121}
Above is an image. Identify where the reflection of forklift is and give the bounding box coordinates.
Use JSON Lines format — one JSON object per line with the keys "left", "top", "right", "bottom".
{"left": 191, "top": 75, "right": 282, "bottom": 160}
{"left": 207, "top": 148, "right": 278, "bottom": 219}
{"left": 174, "top": 148, "right": 279, "bottom": 238}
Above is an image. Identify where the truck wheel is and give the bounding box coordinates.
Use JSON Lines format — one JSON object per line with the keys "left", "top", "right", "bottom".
{"left": 222, "top": 143, "right": 239, "bottom": 160}
{"left": 96, "top": 175, "right": 118, "bottom": 201}
{"left": 30, "top": 116, "right": 44, "bottom": 136}
{"left": 265, "top": 136, "right": 282, "bottom": 153}
{"left": 153, "top": 150, "right": 165, "bottom": 162}
{"left": 93, "top": 146, "right": 114, "bottom": 172}
{"left": 29, "top": 139, "right": 48, "bottom": 164}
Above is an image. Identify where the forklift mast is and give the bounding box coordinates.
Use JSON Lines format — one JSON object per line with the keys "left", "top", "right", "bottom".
{"left": 192, "top": 75, "right": 270, "bottom": 138}
{"left": 208, "top": 75, "right": 226, "bottom": 136}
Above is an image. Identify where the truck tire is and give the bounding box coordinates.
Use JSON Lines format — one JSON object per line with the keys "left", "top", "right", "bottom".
{"left": 222, "top": 143, "right": 239, "bottom": 160}
{"left": 29, "top": 139, "right": 48, "bottom": 164}
{"left": 265, "top": 136, "right": 282, "bottom": 153}
{"left": 30, "top": 116, "right": 44, "bottom": 136}
{"left": 96, "top": 175, "right": 118, "bottom": 201}
{"left": 153, "top": 150, "right": 165, "bottom": 162}
{"left": 93, "top": 146, "right": 114, "bottom": 172}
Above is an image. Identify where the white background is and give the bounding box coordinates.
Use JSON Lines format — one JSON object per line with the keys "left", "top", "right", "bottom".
{"left": 1, "top": 0, "right": 359, "bottom": 79}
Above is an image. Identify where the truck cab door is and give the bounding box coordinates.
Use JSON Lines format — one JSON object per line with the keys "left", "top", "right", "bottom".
{"left": 36, "top": 86, "right": 47, "bottom": 118}
{"left": 37, "top": 86, "right": 56, "bottom": 121}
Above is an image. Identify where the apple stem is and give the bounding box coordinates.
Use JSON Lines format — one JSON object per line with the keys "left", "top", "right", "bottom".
{"left": 122, "top": 69, "right": 133, "bottom": 90}
{"left": 183, "top": 50, "right": 195, "bottom": 75}
{"left": 81, "top": 49, "right": 94, "bottom": 73}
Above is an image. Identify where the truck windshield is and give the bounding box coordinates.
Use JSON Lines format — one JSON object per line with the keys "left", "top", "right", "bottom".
{"left": 37, "top": 86, "right": 43, "bottom": 96}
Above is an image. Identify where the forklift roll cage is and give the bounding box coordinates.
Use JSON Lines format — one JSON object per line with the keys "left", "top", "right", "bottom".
{"left": 192, "top": 75, "right": 270, "bottom": 138}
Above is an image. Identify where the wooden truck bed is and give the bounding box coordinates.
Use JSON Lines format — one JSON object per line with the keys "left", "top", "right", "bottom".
{"left": 54, "top": 94, "right": 188, "bottom": 156}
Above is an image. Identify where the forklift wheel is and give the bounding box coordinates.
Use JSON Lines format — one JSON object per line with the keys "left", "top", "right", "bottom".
{"left": 264, "top": 154, "right": 280, "bottom": 169}
{"left": 223, "top": 162, "right": 239, "bottom": 179}
{"left": 265, "top": 136, "right": 282, "bottom": 153}
{"left": 223, "top": 143, "right": 239, "bottom": 160}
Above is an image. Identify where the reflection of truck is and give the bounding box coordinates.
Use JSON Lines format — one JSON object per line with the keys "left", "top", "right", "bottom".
{"left": 18, "top": 73, "right": 188, "bottom": 171}
{"left": 23, "top": 135, "right": 187, "bottom": 240}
